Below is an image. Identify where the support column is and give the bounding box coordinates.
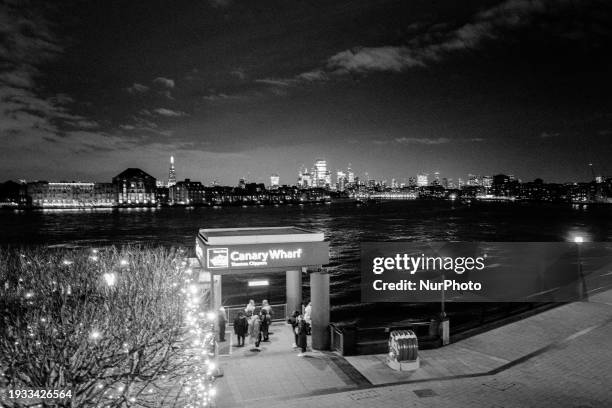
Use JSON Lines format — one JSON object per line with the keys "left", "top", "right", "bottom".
{"left": 286, "top": 270, "right": 302, "bottom": 318}
{"left": 211, "top": 274, "right": 222, "bottom": 311}
{"left": 310, "top": 270, "right": 330, "bottom": 350}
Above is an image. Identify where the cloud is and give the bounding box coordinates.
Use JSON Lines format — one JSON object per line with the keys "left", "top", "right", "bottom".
{"left": 539, "top": 131, "right": 559, "bottom": 139}
{"left": 395, "top": 137, "right": 451, "bottom": 145}
{"left": 0, "top": 71, "right": 36, "bottom": 89}
{"left": 209, "top": 0, "right": 232, "bottom": 7}
{"left": 0, "top": 1, "right": 116, "bottom": 155}
{"left": 126, "top": 83, "right": 150, "bottom": 94}
{"left": 153, "top": 77, "right": 175, "bottom": 89}
{"left": 255, "top": 78, "right": 294, "bottom": 87}
{"left": 202, "top": 92, "right": 251, "bottom": 102}
{"left": 0, "top": 2, "right": 69, "bottom": 133}
{"left": 297, "top": 70, "right": 328, "bottom": 82}
{"left": 230, "top": 69, "right": 246, "bottom": 80}
{"left": 152, "top": 108, "right": 188, "bottom": 117}
{"left": 120, "top": 114, "right": 174, "bottom": 136}
{"left": 327, "top": 47, "right": 425, "bottom": 73}
{"left": 300, "top": 0, "right": 575, "bottom": 77}
{"left": 65, "top": 119, "right": 100, "bottom": 129}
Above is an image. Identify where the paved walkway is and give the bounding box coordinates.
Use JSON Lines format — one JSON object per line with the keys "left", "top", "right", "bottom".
{"left": 215, "top": 289, "right": 612, "bottom": 408}
{"left": 214, "top": 322, "right": 367, "bottom": 407}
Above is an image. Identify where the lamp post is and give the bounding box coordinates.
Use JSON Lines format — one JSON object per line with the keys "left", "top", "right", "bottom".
{"left": 574, "top": 236, "right": 589, "bottom": 301}
{"left": 440, "top": 270, "right": 446, "bottom": 320}
{"left": 439, "top": 270, "right": 449, "bottom": 345}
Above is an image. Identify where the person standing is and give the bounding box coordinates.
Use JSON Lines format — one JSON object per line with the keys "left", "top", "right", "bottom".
{"left": 245, "top": 299, "right": 256, "bottom": 315}
{"left": 218, "top": 306, "right": 227, "bottom": 342}
{"left": 233, "top": 312, "right": 248, "bottom": 347}
{"left": 261, "top": 299, "right": 273, "bottom": 317}
{"left": 296, "top": 314, "right": 308, "bottom": 356}
{"left": 287, "top": 310, "right": 300, "bottom": 349}
{"left": 250, "top": 314, "right": 262, "bottom": 350}
{"left": 260, "top": 309, "right": 271, "bottom": 342}
{"left": 304, "top": 301, "right": 312, "bottom": 335}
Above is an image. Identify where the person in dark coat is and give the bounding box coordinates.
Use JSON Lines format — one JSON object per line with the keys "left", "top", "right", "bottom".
{"left": 287, "top": 310, "right": 300, "bottom": 348}
{"left": 233, "top": 312, "right": 248, "bottom": 346}
{"left": 217, "top": 307, "right": 227, "bottom": 342}
{"left": 260, "top": 309, "right": 271, "bottom": 341}
{"left": 296, "top": 314, "right": 308, "bottom": 356}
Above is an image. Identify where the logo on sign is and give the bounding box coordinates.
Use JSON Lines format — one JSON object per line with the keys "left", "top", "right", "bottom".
{"left": 207, "top": 248, "right": 229, "bottom": 269}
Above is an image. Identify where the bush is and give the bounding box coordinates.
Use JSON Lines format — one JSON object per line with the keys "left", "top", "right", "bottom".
{"left": 0, "top": 246, "right": 193, "bottom": 407}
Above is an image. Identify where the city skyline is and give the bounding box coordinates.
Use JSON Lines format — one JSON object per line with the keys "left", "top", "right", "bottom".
{"left": 1, "top": 1, "right": 612, "bottom": 184}
{"left": 3, "top": 153, "right": 604, "bottom": 188}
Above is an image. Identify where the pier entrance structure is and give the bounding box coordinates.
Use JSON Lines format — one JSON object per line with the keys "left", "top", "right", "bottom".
{"left": 195, "top": 227, "right": 331, "bottom": 349}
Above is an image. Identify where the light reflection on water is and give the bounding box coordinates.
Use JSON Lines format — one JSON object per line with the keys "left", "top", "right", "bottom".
{"left": 2, "top": 201, "right": 611, "bottom": 324}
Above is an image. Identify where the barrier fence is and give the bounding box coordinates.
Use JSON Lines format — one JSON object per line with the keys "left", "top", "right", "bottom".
{"left": 225, "top": 303, "right": 287, "bottom": 325}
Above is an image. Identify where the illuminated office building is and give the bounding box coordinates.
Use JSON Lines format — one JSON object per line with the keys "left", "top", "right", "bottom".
{"left": 168, "top": 156, "right": 176, "bottom": 187}
{"left": 112, "top": 168, "right": 157, "bottom": 206}
{"left": 27, "top": 181, "right": 117, "bottom": 207}
{"left": 270, "top": 174, "right": 280, "bottom": 189}
{"left": 314, "top": 159, "right": 330, "bottom": 188}
{"left": 417, "top": 174, "right": 429, "bottom": 187}
{"left": 347, "top": 165, "right": 355, "bottom": 184}
{"left": 170, "top": 179, "right": 206, "bottom": 205}
{"left": 297, "top": 168, "right": 313, "bottom": 188}
{"left": 336, "top": 170, "right": 347, "bottom": 191}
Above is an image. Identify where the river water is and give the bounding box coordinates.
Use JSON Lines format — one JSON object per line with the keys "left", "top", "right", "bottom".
{"left": 2, "top": 201, "right": 611, "bottom": 327}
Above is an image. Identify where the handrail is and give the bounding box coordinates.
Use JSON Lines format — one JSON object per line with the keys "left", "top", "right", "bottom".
{"left": 224, "top": 303, "right": 287, "bottom": 324}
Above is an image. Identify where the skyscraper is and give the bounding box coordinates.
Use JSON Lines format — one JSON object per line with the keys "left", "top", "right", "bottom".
{"left": 347, "top": 164, "right": 355, "bottom": 184}
{"left": 168, "top": 156, "right": 176, "bottom": 187}
{"left": 314, "top": 159, "right": 327, "bottom": 187}
{"left": 270, "top": 174, "right": 280, "bottom": 189}
{"left": 336, "top": 170, "right": 347, "bottom": 191}
{"left": 298, "top": 167, "right": 313, "bottom": 188}
{"left": 417, "top": 173, "right": 429, "bottom": 187}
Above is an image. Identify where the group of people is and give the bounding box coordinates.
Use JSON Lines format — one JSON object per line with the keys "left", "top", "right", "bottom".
{"left": 232, "top": 299, "right": 273, "bottom": 350}
{"left": 224, "top": 299, "right": 314, "bottom": 357}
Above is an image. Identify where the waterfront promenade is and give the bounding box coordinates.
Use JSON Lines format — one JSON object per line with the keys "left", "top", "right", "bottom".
{"left": 215, "top": 288, "right": 612, "bottom": 407}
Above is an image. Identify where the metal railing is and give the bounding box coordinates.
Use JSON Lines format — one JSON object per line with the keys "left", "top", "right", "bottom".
{"left": 330, "top": 324, "right": 345, "bottom": 354}
{"left": 329, "top": 321, "right": 433, "bottom": 356}
{"left": 224, "top": 303, "right": 287, "bottom": 325}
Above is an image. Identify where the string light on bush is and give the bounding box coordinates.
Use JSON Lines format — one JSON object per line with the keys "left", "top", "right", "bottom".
{"left": 103, "top": 273, "right": 116, "bottom": 287}
{"left": 89, "top": 330, "right": 101, "bottom": 340}
{"left": 180, "top": 263, "right": 219, "bottom": 408}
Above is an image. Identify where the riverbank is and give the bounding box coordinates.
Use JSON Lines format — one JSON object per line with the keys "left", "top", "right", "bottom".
{"left": 215, "top": 288, "right": 612, "bottom": 408}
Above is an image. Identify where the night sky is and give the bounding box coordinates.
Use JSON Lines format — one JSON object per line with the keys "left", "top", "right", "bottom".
{"left": 1, "top": 0, "right": 612, "bottom": 185}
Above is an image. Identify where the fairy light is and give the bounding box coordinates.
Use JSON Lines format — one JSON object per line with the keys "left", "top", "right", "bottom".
{"left": 90, "top": 330, "right": 101, "bottom": 340}
{"left": 103, "top": 273, "right": 116, "bottom": 287}
{"left": 181, "top": 261, "right": 219, "bottom": 408}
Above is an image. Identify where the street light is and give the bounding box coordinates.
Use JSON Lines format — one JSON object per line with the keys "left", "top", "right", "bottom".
{"left": 574, "top": 235, "right": 588, "bottom": 301}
